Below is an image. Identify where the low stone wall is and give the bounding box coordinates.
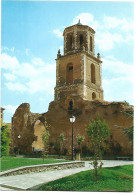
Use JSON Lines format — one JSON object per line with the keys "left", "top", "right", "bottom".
{"left": 0, "top": 161, "right": 85, "bottom": 177}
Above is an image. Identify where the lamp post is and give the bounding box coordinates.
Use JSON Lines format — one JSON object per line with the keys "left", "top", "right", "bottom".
{"left": 17, "top": 135, "right": 21, "bottom": 155}
{"left": 69, "top": 115, "right": 76, "bottom": 160}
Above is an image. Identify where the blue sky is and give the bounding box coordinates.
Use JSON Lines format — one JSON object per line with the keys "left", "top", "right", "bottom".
{"left": 1, "top": 0, "right": 134, "bottom": 123}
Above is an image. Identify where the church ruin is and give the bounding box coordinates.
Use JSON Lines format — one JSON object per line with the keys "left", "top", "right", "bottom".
{"left": 11, "top": 21, "right": 133, "bottom": 156}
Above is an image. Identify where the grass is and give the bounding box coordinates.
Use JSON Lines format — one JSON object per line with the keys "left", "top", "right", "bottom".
{"left": 37, "top": 165, "right": 133, "bottom": 192}
{"left": 0, "top": 156, "right": 69, "bottom": 171}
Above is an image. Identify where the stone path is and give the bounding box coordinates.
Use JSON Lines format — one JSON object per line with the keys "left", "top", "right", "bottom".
{"left": 0, "top": 160, "right": 133, "bottom": 191}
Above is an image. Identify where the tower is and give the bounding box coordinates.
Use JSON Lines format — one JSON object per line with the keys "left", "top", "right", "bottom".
{"left": 1, "top": 107, "right": 5, "bottom": 124}
{"left": 55, "top": 20, "right": 104, "bottom": 101}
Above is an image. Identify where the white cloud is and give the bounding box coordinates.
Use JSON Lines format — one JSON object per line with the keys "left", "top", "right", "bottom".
{"left": 102, "top": 56, "right": 133, "bottom": 104}
{"left": 71, "top": 13, "right": 133, "bottom": 52}
{"left": 39, "top": 97, "right": 45, "bottom": 101}
{"left": 16, "top": 62, "right": 37, "bottom": 78}
{"left": 103, "top": 16, "right": 133, "bottom": 32}
{"left": 72, "top": 13, "right": 93, "bottom": 25}
{"left": 1, "top": 53, "right": 20, "bottom": 70}
{"left": 3, "top": 105, "right": 18, "bottom": 115}
{"left": 103, "top": 76, "right": 133, "bottom": 104}
{"left": 96, "top": 32, "right": 125, "bottom": 51}
{"left": 2, "top": 53, "right": 56, "bottom": 95}
{"left": 95, "top": 32, "right": 114, "bottom": 51}
{"left": 102, "top": 56, "right": 133, "bottom": 77}
{"left": 53, "top": 29, "right": 63, "bottom": 38}
{"left": 32, "top": 57, "right": 45, "bottom": 66}
{"left": 2, "top": 46, "right": 15, "bottom": 52}
{"left": 3, "top": 73, "right": 16, "bottom": 81}
{"left": 103, "top": 16, "right": 121, "bottom": 29}
{"left": 5, "top": 82, "right": 28, "bottom": 93}
{"left": 26, "top": 77, "right": 54, "bottom": 94}
{"left": 96, "top": 29, "right": 133, "bottom": 52}
{"left": 72, "top": 13, "right": 99, "bottom": 30}
{"left": 53, "top": 13, "right": 133, "bottom": 52}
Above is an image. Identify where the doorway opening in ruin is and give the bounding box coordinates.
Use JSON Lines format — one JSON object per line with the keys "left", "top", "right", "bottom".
{"left": 92, "top": 92, "right": 96, "bottom": 100}
{"left": 32, "top": 119, "right": 46, "bottom": 152}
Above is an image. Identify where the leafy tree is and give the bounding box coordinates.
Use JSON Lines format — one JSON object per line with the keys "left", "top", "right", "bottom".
{"left": 54, "top": 139, "right": 60, "bottom": 154}
{"left": 42, "top": 130, "right": 50, "bottom": 161}
{"left": 115, "top": 101, "right": 133, "bottom": 147}
{"left": 1, "top": 124, "right": 11, "bottom": 156}
{"left": 86, "top": 116, "right": 110, "bottom": 183}
{"left": 59, "top": 133, "right": 65, "bottom": 156}
{"left": 76, "top": 135, "right": 85, "bottom": 154}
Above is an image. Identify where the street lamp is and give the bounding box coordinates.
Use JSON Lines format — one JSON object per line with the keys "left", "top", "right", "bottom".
{"left": 69, "top": 115, "right": 76, "bottom": 160}
{"left": 17, "top": 135, "right": 21, "bottom": 155}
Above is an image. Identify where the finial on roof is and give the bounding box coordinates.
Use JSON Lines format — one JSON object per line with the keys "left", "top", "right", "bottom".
{"left": 57, "top": 49, "right": 61, "bottom": 58}
{"left": 77, "top": 19, "right": 82, "bottom": 25}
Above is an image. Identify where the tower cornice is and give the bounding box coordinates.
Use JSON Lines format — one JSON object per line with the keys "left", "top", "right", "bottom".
{"left": 56, "top": 51, "right": 102, "bottom": 63}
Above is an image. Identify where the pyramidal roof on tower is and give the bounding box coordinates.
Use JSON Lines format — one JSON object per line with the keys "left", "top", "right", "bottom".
{"left": 63, "top": 20, "right": 95, "bottom": 35}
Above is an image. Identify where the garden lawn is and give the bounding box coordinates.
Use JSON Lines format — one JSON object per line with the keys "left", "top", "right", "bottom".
{"left": 37, "top": 165, "right": 133, "bottom": 192}
{"left": 0, "top": 156, "right": 68, "bottom": 171}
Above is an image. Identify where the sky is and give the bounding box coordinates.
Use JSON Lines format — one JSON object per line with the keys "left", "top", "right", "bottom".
{"left": 1, "top": 0, "right": 134, "bottom": 123}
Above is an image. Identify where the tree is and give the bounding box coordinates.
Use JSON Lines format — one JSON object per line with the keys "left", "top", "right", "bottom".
{"left": 54, "top": 139, "right": 60, "bottom": 154}
{"left": 115, "top": 101, "right": 133, "bottom": 147}
{"left": 122, "top": 104, "right": 133, "bottom": 146}
{"left": 76, "top": 135, "right": 85, "bottom": 154}
{"left": 42, "top": 130, "right": 50, "bottom": 162}
{"left": 86, "top": 116, "right": 110, "bottom": 183}
{"left": 59, "top": 133, "right": 65, "bottom": 156}
{"left": 1, "top": 124, "right": 11, "bottom": 156}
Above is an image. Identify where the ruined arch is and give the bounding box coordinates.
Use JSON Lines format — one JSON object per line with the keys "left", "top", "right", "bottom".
{"left": 32, "top": 116, "right": 47, "bottom": 152}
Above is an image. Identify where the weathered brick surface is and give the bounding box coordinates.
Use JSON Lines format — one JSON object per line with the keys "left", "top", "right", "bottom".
{"left": 11, "top": 99, "right": 133, "bottom": 155}
{"left": 11, "top": 103, "right": 45, "bottom": 154}
{"left": 47, "top": 98, "right": 133, "bottom": 156}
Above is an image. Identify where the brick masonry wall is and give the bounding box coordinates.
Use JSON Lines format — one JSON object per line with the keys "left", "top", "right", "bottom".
{"left": 11, "top": 99, "right": 133, "bottom": 156}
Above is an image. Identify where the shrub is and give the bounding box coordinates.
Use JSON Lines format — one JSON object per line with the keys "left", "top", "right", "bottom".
{"left": 1, "top": 125, "right": 11, "bottom": 156}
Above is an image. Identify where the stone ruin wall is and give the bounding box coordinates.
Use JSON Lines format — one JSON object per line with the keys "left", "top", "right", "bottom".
{"left": 11, "top": 103, "right": 46, "bottom": 154}
{"left": 47, "top": 98, "right": 133, "bottom": 156}
{"left": 11, "top": 99, "right": 133, "bottom": 156}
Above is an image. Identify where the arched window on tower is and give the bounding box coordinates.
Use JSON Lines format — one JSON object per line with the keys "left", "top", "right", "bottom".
{"left": 67, "top": 63, "right": 73, "bottom": 83}
{"left": 69, "top": 35, "right": 73, "bottom": 49}
{"left": 90, "top": 36, "right": 92, "bottom": 51}
{"left": 80, "top": 35, "right": 83, "bottom": 46}
{"left": 91, "top": 64, "right": 96, "bottom": 84}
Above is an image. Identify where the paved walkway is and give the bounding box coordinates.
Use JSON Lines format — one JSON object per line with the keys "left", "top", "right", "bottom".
{"left": 0, "top": 160, "right": 133, "bottom": 191}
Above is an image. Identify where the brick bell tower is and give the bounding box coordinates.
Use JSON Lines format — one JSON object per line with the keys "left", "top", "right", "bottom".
{"left": 54, "top": 20, "right": 103, "bottom": 102}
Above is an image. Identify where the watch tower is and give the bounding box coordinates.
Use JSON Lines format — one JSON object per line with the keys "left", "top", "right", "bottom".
{"left": 54, "top": 20, "right": 103, "bottom": 101}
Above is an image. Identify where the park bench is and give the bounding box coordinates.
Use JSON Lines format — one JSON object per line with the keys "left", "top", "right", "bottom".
{"left": 116, "top": 157, "right": 130, "bottom": 160}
